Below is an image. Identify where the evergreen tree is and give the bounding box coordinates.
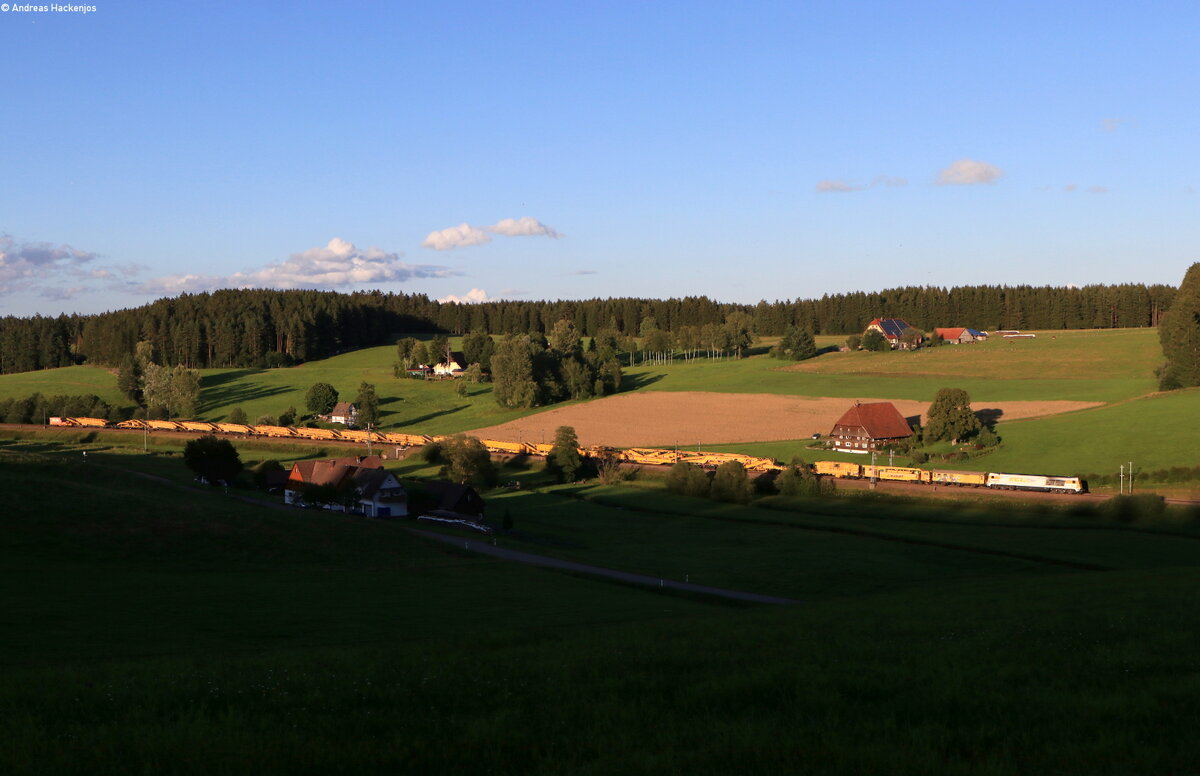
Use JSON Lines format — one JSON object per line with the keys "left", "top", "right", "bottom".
{"left": 1158, "top": 262, "right": 1200, "bottom": 389}
{"left": 117, "top": 355, "right": 141, "bottom": 401}
{"left": 461, "top": 331, "right": 495, "bottom": 372}
{"left": 355, "top": 382, "right": 380, "bottom": 427}
{"left": 305, "top": 382, "right": 338, "bottom": 416}
{"left": 925, "top": 387, "right": 981, "bottom": 443}
{"left": 547, "top": 425, "right": 582, "bottom": 482}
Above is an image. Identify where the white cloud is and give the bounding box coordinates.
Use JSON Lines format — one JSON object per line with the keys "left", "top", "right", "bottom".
{"left": 487, "top": 216, "right": 560, "bottom": 238}
{"left": 438, "top": 287, "right": 491, "bottom": 304}
{"left": 1101, "top": 117, "right": 1126, "bottom": 132}
{"left": 421, "top": 223, "right": 493, "bottom": 251}
{"left": 140, "top": 238, "right": 457, "bottom": 295}
{"left": 1064, "top": 184, "right": 1078, "bottom": 192}
{"left": 1088, "top": 185, "right": 1109, "bottom": 194}
{"left": 937, "top": 158, "right": 1004, "bottom": 185}
{"left": 422, "top": 216, "right": 561, "bottom": 250}
{"left": 816, "top": 180, "right": 861, "bottom": 193}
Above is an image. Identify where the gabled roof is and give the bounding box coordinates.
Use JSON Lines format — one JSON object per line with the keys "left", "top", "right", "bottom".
{"left": 868, "top": 318, "right": 914, "bottom": 339}
{"left": 330, "top": 402, "right": 356, "bottom": 416}
{"left": 831, "top": 402, "right": 913, "bottom": 440}
{"left": 351, "top": 468, "right": 406, "bottom": 501}
{"left": 424, "top": 481, "right": 485, "bottom": 514}
{"left": 935, "top": 327, "right": 967, "bottom": 340}
{"left": 965, "top": 328, "right": 987, "bottom": 337}
{"left": 286, "top": 456, "right": 382, "bottom": 491}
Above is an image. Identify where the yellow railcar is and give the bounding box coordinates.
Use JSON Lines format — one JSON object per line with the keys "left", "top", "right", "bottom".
{"left": 482, "top": 439, "right": 534, "bottom": 455}
{"left": 928, "top": 469, "right": 987, "bottom": 487}
{"left": 862, "top": 465, "right": 925, "bottom": 483}
{"left": 215, "top": 422, "right": 254, "bottom": 435}
{"left": 147, "top": 420, "right": 184, "bottom": 431}
{"left": 64, "top": 417, "right": 109, "bottom": 428}
{"left": 813, "top": 460, "right": 862, "bottom": 478}
{"left": 380, "top": 432, "right": 433, "bottom": 447}
{"left": 293, "top": 427, "right": 340, "bottom": 441}
{"left": 115, "top": 419, "right": 148, "bottom": 429}
{"left": 254, "top": 425, "right": 295, "bottom": 438}
{"left": 180, "top": 421, "right": 217, "bottom": 433}
{"left": 531, "top": 442, "right": 556, "bottom": 457}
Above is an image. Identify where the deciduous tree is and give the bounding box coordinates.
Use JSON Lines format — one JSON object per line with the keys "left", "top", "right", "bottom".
{"left": 183, "top": 435, "right": 243, "bottom": 484}
{"left": 711, "top": 460, "right": 751, "bottom": 503}
{"left": 305, "top": 382, "right": 338, "bottom": 416}
{"left": 925, "top": 387, "right": 981, "bottom": 444}
{"left": 547, "top": 425, "right": 582, "bottom": 482}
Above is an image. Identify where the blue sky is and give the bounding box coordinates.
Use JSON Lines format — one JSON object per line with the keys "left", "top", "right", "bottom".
{"left": 2, "top": 1, "right": 1197, "bottom": 316}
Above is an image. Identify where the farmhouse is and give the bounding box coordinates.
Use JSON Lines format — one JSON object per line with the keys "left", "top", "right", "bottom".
{"left": 326, "top": 402, "right": 358, "bottom": 426}
{"left": 934, "top": 327, "right": 988, "bottom": 344}
{"left": 433, "top": 351, "right": 468, "bottom": 378}
{"left": 423, "top": 481, "right": 486, "bottom": 519}
{"left": 827, "top": 401, "right": 914, "bottom": 453}
{"left": 866, "top": 318, "right": 923, "bottom": 349}
{"left": 284, "top": 455, "right": 408, "bottom": 517}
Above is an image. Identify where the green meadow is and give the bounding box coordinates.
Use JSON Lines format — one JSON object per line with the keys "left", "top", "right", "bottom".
{"left": 4, "top": 435, "right": 1200, "bottom": 774}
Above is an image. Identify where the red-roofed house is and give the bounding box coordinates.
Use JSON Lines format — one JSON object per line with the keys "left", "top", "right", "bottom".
{"left": 934, "top": 327, "right": 985, "bottom": 344}
{"left": 326, "top": 402, "right": 358, "bottom": 426}
{"left": 827, "top": 402, "right": 914, "bottom": 453}
{"left": 284, "top": 455, "right": 407, "bottom": 517}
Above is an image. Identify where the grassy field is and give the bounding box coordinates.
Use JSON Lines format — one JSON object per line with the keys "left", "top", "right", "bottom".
{"left": 4, "top": 435, "right": 1200, "bottom": 773}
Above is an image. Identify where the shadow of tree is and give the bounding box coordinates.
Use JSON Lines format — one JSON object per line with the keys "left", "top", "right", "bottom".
{"left": 620, "top": 372, "right": 664, "bottom": 391}
{"left": 400, "top": 405, "right": 469, "bottom": 426}
{"left": 975, "top": 408, "right": 1004, "bottom": 430}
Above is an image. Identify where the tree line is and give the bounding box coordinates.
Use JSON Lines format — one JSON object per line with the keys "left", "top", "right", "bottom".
{"left": 0, "top": 282, "right": 1178, "bottom": 375}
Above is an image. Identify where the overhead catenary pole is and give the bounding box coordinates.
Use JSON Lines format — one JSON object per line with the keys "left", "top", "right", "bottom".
{"left": 1119, "top": 464, "right": 1125, "bottom": 495}
{"left": 1129, "top": 461, "right": 1134, "bottom": 494}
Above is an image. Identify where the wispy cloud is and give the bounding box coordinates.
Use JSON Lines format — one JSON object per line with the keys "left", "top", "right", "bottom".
{"left": 1101, "top": 117, "right": 1127, "bottom": 132}
{"left": 816, "top": 180, "right": 862, "bottom": 193}
{"left": 438, "top": 287, "right": 491, "bottom": 304}
{"left": 1064, "top": 184, "right": 1078, "bottom": 192}
{"left": 0, "top": 233, "right": 135, "bottom": 298}
{"left": 937, "top": 158, "right": 1004, "bottom": 185}
{"left": 139, "top": 238, "right": 457, "bottom": 295}
{"left": 1088, "top": 185, "right": 1109, "bottom": 194}
{"left": 817, "top": 176, "right": 907, "bottom": 193}
{"left": 571, "top": 269, "right": 598, "bottom": 276}
{"left": 422, "top": 216, "right": 562, "bottom": 250}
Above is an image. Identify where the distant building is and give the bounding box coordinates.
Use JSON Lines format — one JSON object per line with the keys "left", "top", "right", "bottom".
{"left": 284, "top": 455, "right": 407, "bottom": 517}
{"left": 866, "top": 318, "right": 923, "bottom": 350}
{"left": 432, "top": 351, "right": 468, "bottom": 378}
{"left": 422, "top": 481, "right": 487, "bottom": 519}
{"left": 327, "top": 402, "right": 358, "bottom": 426}
{"left": 827, "top": 401, "right": 914, "bottom": 453}
{"left": 934, "top": 327, "right": 988, "bottom": 344}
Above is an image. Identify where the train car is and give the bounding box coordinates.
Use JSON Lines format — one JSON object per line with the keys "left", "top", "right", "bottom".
{"left": 338, "top": 429, "right": 386, "bottom": 444}
{"left": 115, "top": 419, "right": 148, "bottom": 430}
{"left": 293, "top": 427, "right": 340, "bottom": 441}
{"left": 61, "top": 417, "right": 110, "bottom": 428}
{"left": 147, "top": 420, "right": 184, "bottom": 432}
{"left": 928, "top": 469, "right": 987, "bottom": 487}
{"left": 254, "top": 424, "right": 296, "bottom": 438}
{"left": 530, "top": 442, "right": 557, "bottom": 457}
{"left": 214, "top": 422, "right": 254, "bottom": 435}
{"left": 48, "top": 416, "right": 70, "bottom": 426}
{"left": 863, "top": 465, "right": 925, "bottom": 483}
{"left": 813, "top": 460, "right": 862, "bottom": 478}
{"left": 986, "top": 472, "right": 1085, "bottom": 494}
{"left": 180, "top": 421, "right": 218, "bottom": 433}
{"left": 380, "top": 432, "right": 434, "bottom": 447}
{"left": 481, "top": 439, "right": 534, "bottom": 455}
{"left": 621, "top": 447, "right": 681, "bottom": 466}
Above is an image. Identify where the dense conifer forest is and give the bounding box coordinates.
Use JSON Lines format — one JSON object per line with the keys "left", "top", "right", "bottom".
{"left": 0, "top": 283, "right": 1176, "bottom": 374}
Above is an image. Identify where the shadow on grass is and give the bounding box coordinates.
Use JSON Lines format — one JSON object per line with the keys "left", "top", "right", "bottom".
{"left": 621, "top": 372, "right": 665, "bottom": 391}
{"left": 401, "top": 405, "right": 469, "bottom": 426}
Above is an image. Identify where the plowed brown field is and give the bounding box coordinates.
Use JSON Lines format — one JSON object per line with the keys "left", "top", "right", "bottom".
{"left": 466, "top": 392, "right": 1101, "bottom": 448}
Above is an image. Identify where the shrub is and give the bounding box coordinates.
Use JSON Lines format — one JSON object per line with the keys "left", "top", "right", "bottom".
{"left": 1102, "top": 493, "right": 1167, "bottom": 523}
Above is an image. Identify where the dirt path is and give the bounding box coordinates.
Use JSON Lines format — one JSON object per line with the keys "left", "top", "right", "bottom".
{"left": 407, "top": 528, "right": 799, "bottom": 605}
{"left": 466, "top": 392, "right": 1102, "bottom": 448}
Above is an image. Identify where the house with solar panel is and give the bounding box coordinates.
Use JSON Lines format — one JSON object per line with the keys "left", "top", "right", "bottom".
{"left": 865, "top": 318, "right": 923, "bottom": 349}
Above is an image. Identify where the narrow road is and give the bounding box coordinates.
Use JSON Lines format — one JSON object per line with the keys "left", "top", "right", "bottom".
{"left": 407, "top": 528, "right": 800, "bottom": 605}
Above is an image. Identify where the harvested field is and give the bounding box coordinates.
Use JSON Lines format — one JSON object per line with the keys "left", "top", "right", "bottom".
{"left": 465, "top": 392, "right": 1103, "bottom": 448}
